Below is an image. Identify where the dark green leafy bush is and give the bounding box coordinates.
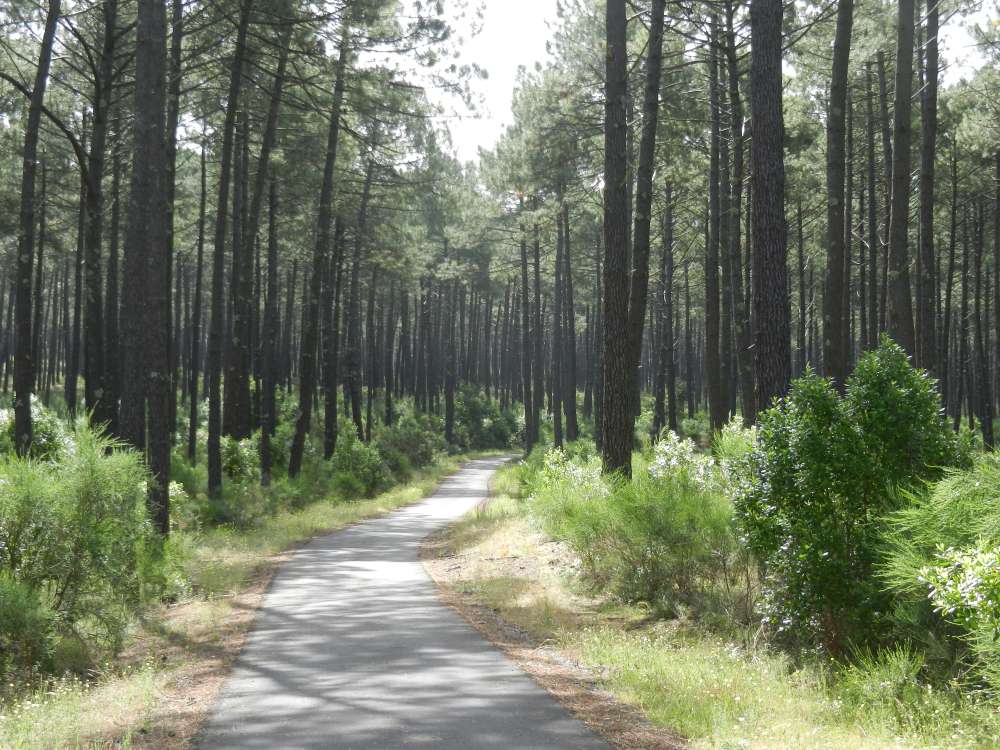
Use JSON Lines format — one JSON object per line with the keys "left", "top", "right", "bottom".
{"left": 452, "top": 384, "right": 519, "bottom": 450}
{"left": 734, "top": 339, "right": 963, "bottom": 651}
{"left": 327, "top": 431, "right": 388, "bottom": 498}
{"left": 377, "top": 414, "right": 447, "bottom": 468}
{"left": 223, "top": 436, "right": 258, "bottom": 481}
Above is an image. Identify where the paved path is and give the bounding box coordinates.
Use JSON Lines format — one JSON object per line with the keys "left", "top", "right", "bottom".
{"left": 197, "top": 456, "right": 611, "bottom": 750}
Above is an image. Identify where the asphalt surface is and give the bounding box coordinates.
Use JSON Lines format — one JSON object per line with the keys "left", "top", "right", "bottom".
{"left": 196, "top": 455, "right": 611, "bottom": 750}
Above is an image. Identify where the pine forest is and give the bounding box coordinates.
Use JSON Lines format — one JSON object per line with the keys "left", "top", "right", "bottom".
{"left": 5, "top": 0, "right": 1000, "bottom": 745}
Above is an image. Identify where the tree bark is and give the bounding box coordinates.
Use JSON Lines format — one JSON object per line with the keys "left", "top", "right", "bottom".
{"left": 706, "top": 26, "right": 724, "bottom": 432}
{"left": 323, "top": 219, "right": 345, "bottom": 459}
{"left": 519, "top": 200, "right": 534, "bottom": 454}
{"left": 227, "top": 41, "right": 289, "bottom": 442}
{"left": 865, "top": 65, "right": 879, "bottom": 351}
{"left": 725, "top": 5, "right": 753, "bottom": 425}
{"left": 562, "top": 200, "right": 578, "bottom": 441}
{"left": 886, "top": 0, "right": 916, "bottom": 354}
{"left": 750, "top": 0, "right": 791, "bottom": 413}
{"left": 82, "top": 0, "right": 119, "bottom": 425}
{"left": 917, "top": 0, "right": 938, "bottom": 371}
{"left": 189, "top": 146, "right": 206, "bottom": 464}
{"left": 122, "top": 0, "right": 169, "bottom": 531}
{"left": 261, "top": 181, "right": 279, "bottom": 485}
{"left": 206, "top": 0, "right": 254, "bottom": 496}
{"left": 345, "top": 157, "right": 375, "bottom": 445}
{"left": 822, "top": 0, "right": 853, "bottom": 391}
{"left": 974, "top": 203, "right": 993, "bottom": 447}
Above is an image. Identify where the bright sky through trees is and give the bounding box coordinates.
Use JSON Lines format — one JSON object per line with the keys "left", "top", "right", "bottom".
{"left": 431, "top": 0, "right": 987, "bottom": 163}
{"left": 433, "top": 0, "right": 560, "bottom": 162}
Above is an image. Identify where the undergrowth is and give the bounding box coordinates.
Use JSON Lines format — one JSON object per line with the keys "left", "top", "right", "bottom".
{"left": 435, "top": 457, "right": 1000, "bottom": 748}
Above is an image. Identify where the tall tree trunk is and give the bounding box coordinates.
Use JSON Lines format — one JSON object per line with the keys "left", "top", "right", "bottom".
{"left": 974, "top": 203, "right": 993, "bottom": 447}
{"left": 750, "top": 0, "right": 791, "bottom": 413}
{"left": 206, "top": 0, "right": 254, "bottom": 496}
{"left": 886, "top": 0, "right": 916, "bottom": 353}
{"left": 105, "top": 143, "right": 121, "bottom": 431}
{"left": 654, "top": 178, "right": 677, "bottom": 435}
{"left": 917, "top": 0, "right": 938, "bottom": 371}
{"left": 706, "top": 28, "right": 724, "bottom": 432}
{"left": 532, "top": 220, "right": 542, "bottom": 445}
{"left": 346, "top": 157, "right": 375, "bottom": 444}
{"left": 725, "top": 5, "right": 753, "bottom": 424}
{"left": 324, "top": 219, "right": 345, "bottom": 459}
{"left": 553, "top": 217, "right": 564, "bottom": 448}
{"left": 68, "top": 125, "right": 85, "bottom": 420}
{"left": 796, "top": 200, "right": 806, "bottom": 373}
{"left": 163, "top": 0, "right": 182, "bottom": 441}
{"left": 189, "top": 146, "right": 206, "bottom": 464}
{"left": 122, "top": 0, "right": 169, "bottom": 531}
{"left": 82, "top": 0, "right": 118, "bottom": 425}
{"left": 562, "top": 200, "right": 578, "bottom": 441}
{"left": 519, "top": 201, "right": 534, "bottom": 454}
{"left": 719, "top": 70, "right": 734, "bottom": 420}
{"left": 866, "top": 64, "right": 879, "bottom": 351}
{"left": 288, "top": 207, "right": 329, "bottom": 478}
{"left": 445, "top": 282, "right": 456, "bottom": 443}
{"left": 956, "top": 207, "right": 969, "bottom": 431}
{"left": 602, "top": 0, "right": 664, "bottom": 475}
{"left": 365, "top": 268, "right": 378, "bottom": 443}
{"left": 600, "top": 0, "right": 628, "bottom": 470}
{"left": 877, "top": 50, "right": 892, "bottom": 335}
{"left": 822, "top": 0, "right": 853, "bottom": 391}
{"left": 32, "top": 167, "right": 46, "bottom": 395}
{"left": 261, "top": 181, "right": 279, "bottom": 485}
{"left": 227, "top": 41, "right": 289, "bottom": 443}
{"left": 940, "top": 148, "right": 958, "bottom": 407}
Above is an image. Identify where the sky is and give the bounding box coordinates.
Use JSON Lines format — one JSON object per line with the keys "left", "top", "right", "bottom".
{"left": 429, "top": 0, "right": 561, "bottom": 163}
{"left": 430, "top": 1, "right": 991, "bottom": 165}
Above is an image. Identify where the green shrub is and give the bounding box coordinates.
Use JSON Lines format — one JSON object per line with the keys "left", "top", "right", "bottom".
{"left": 223, "top": 436, "right": 259, "bottom": 482}
{"left": 0, "top": 423, "right": 161, "bottom": 668}
{"left": 530, "top": 448, "right": 743, "bottom": 618}
{"left": 734, "top": 339, "right": 962, "bottom": 651}
{"left": 835, "top": 646, "right": 926, "bottom": 726}
{"left": 453, "top": 384, "right": 518, "bottom": 450}
{"left": 327, "top": 431, "right": 387, "bottom": 498}
{"left": 376, "top": 442, "right": 412, "bottom": 483}
{"left": 0, "top": 572, "right": 55, "bottom": 672}
{"left": 882, "top": 453, "right": 1000, "bottom": 682}
{"left": 0, "top": 396, "right": 71, "bottom": 461}
{"left": 377, "top": 414, "right": 447, "bottom": 468}
{"left": 253, "top": 418, "right": 304, "bottom": 476}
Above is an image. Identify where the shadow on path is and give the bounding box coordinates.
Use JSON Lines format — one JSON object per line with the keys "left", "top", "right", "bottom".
{"left": 196, "top": 456, "right": 611, "bottom": 750}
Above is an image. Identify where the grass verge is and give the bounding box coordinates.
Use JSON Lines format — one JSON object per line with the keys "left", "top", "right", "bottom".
{"left": 1, "top": 454, "right": 488, "bottom": 750}
{"left": 422, "top": 461, "right": 995, "bottom": 750}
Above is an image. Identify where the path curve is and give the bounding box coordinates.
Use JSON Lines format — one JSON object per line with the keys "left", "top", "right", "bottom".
{"left": 197, "top": 456, "right": 611, "bottom": 750}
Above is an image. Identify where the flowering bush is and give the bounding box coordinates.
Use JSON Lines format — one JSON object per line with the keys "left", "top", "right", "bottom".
{"left": 921, "top": 546, "right": 1000, "bottom": 636}
{"left": 648, "top": 431, "right": 716, "bottom": 489}
{"left": 0, "top": 396, "right": 72, "bottom": 461}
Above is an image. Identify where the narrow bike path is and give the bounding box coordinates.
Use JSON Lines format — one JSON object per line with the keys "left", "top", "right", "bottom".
{"left": 197, "top": 455, "right": 611, "bottom": 750}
